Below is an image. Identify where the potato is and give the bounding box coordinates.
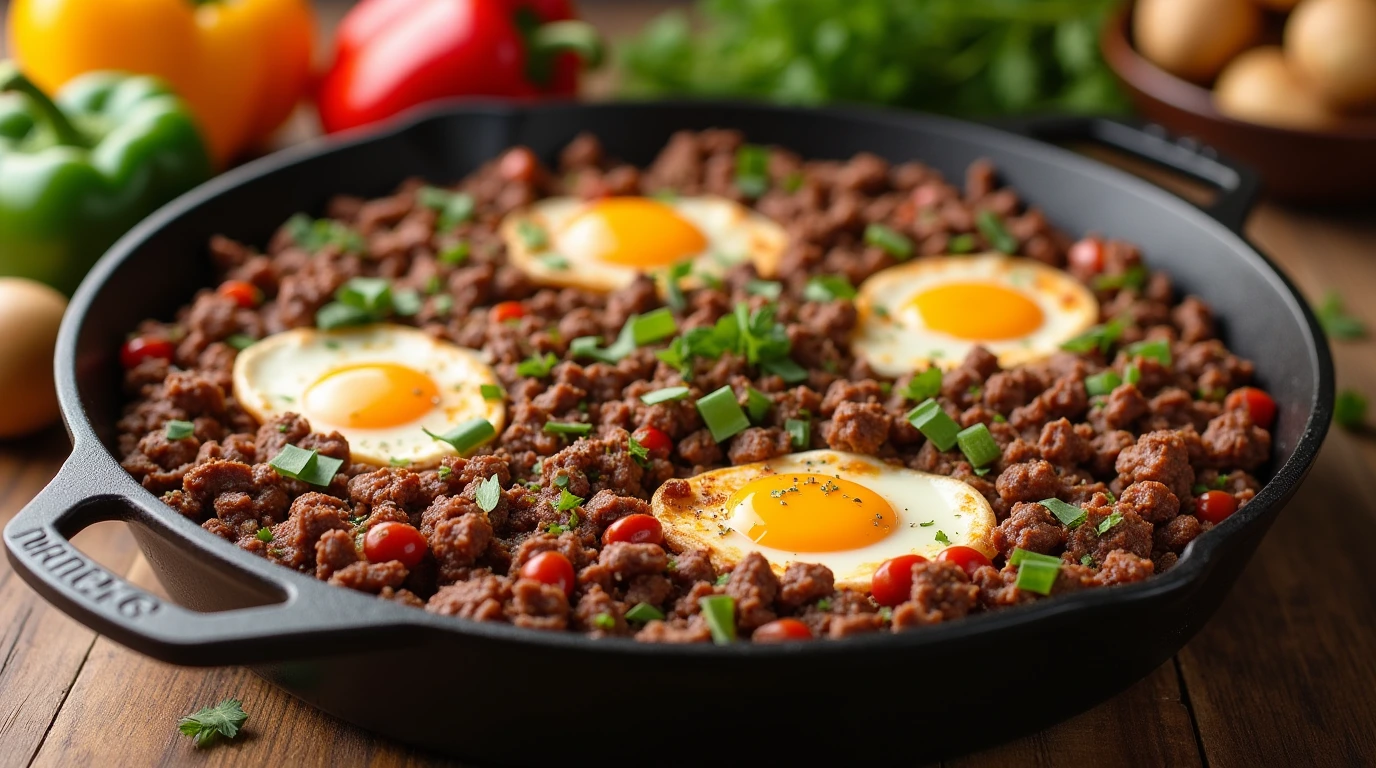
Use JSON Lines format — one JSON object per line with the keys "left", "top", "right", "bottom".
{"left": 0, "top": 279, "right": 67, "bottom": 439}
{"left": 1214, "top": 46, "right": 1341, "bottom": 129}
{"left": 1135, "top": 0, "right": 1263, "bottom": 82}
{"left": 1286, "top": 0, "right": 1376, "bottom": 110}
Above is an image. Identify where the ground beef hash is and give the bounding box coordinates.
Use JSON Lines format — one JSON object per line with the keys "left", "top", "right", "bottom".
{"left": 118, "top": 130, "right": 1271, "bottom": 642}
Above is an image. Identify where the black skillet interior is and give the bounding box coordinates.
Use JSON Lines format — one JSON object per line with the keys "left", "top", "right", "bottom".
{"left": 4, "top": 102, "right": 1332, "bottom": 765}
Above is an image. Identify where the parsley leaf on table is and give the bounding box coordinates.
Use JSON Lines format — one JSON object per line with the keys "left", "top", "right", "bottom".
{"left": 178, "top": 699, "right": 248, "bottom": 748}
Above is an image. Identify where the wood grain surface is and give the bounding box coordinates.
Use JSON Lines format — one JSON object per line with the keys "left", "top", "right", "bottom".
{"left": 2, "top": 2, "right": 1374, "bottom": 766}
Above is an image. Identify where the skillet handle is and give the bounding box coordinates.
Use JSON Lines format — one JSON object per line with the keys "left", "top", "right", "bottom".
{"left": 3, "top": 444, "right": 411, "bottom": 666}
{"left": 995, "top": 115, "right": 1260, "bottom": 233}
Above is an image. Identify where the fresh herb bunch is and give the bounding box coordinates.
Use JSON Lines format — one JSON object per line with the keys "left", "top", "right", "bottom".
{"left": 619, "top": 0, "right": 1129, "bottom": 116}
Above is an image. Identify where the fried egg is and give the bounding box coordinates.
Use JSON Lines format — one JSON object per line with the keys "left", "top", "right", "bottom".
{"left": 852, "top": 253, "right": 1097, "bottom": 377}
{"left": 501, "top": 195, "right": 787, "bottom": 292}
{"left": 651, "top": 450, "right": 996, "bottom": 590}
{"left": 233, "top": 324, "right": 505, "bottom": 467}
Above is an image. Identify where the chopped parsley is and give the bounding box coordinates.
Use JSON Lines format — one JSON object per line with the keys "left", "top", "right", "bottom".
{"left": 934, "top": 530, "right": 951, "bottom": 546}
{"left": 664, "top": 260, "right": 694, "bottom": 312}
{"left": 1317, "top": 291, "right": 1367, "bottom": 339}
{"left": 284, "top": 213, "right": 365, "bottom": 255}
{"left": 437, "top": 465, "right": 453, "bottom": 481}
{"left": 516, "top": 220, "right": 549, "bottom": 249}
{"left": 1093, "top": 265, "right": 1149, "bottom": 291}
{"left": 475, "top": 474, "right": 502, "bottom": 513}
{"left": 255, "top": 527, "right": 273, "bottom": 542}
{"left": 165, "top": 420, "right": 195, "bottom": 440}
{"left": 592, "top": 613, "right": 616, "bottom": 630}
{"left": 315, "top": 277, "right": 405, "bottom": 330}
{"left": 1335, "top": 389, "right": 1368, "bottom": 430}
{"left": 628, "top": 436, "right": 650, "bottom": 466}
{"left": 480, "top": 383, "right": 505, "bottom": 401}
{"left": 1097, "top": 511, "right": 1124, "bottom": 535}
{"left": 439, "top": 241, "right": 471, "bottom": 266}
{"left": 178, "top": 698, "right": 248, "bottom": 748}
{"left": 1081, "top": 555, "right": 1094, "bottom": 567}
{"left": 715, "top": 573, "right": 731, "bottom": 586}
{"left": 815, "top": 597, "right": 832, "bottom": 612}
{"left": 416, "top": 186, "right": 475, "bottom": 230}
{"left": 556, "top": 488, "right": 584, "bottom": 512}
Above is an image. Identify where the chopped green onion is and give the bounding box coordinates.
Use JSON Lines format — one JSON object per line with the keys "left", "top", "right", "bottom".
{"left": 1081, "top": 555, "right": 1095, "bottom": 567}
{"left": 948, "top": 233, "right": 977, "bottom": 254}
{"left": 955, "top": 423, "right": 1000, "bottom": 467}
{"left": 1014, "top": 558, "right": 1060, "bottom": 595}
{"left": 934, "top": 530, "right": 951, "bottom": 546}
{"left": 1335, "top": 389, "right": 1368, "bottom": 429}
{"left": 714, "top": 573, "right": 730, "bottom": 587}
{"left": 746, "top": 280, "right": 782, "bottom": 299}
{"left": 1010, "top": 548, "right": 1061, "bottom": 566}
{"left": 1125, "top": 339, "right": 1172, "bottom": 366}
{"left": 1093, "top": 265, "right": 1149, "bottom": 291}
{"left": 1317, "top": 291, "right": 1368, "bottom": 340}
{"left": 544, "top": 421, "right": 593, "bottom": 437}
{"left": 425, "top": 418, "right": 496, "bottom": 454}
{"left": 517, "top": 220, "right": 548, "bottom": 249}
{"left": 437, "top": 465, "right": 453, "bottom": 480}
{"left": 902, "top": 367, "right": 943, "bottom": 402}
{"left": 480, "top": 384, "right": 505, "bottom": 401}
{"left": 538, "top": 253, "right": 569, "bottom": 270}
{"left": 424, "top": 275, "right": 443, "bottom": 295}
{"left": 745, "top": 387, "right": 772, "bottom": 423}
{"left": 255, "top": 527, "right": 273, "bottom": 542}
{"left": 864, "top": 223, "right": 913, "bottom": 259}
{"left": 439, "top": 241, "right": 470, "bottom": 265}
{"left": 165, "top": 420, "right": 195, "bottom": 440}
{"left": 315, "top": 302, "right": 374, "bottom": 331}
{"left": 735, "top": 144, "right": 770, "bottom": 198}
{"left": 785, "top": 418, "right": 810, "bottom": 450}
{"left": 1060, "top": 318, "right": 1125, "bottom": 355}
{"left": 974, "top": 467, "right": 991, "bottom": 476}
{"left": 389, "top": 458, "right": 411, "bottom": 467}
{"left": 569, "top": 336, "right": 609, "bottom": 363}
{"left": 1123, "top": 363, "right": 1141, "bottom": 385}
{"left": 515, "top": 352, "right": 558, "bottom": 378}
{"left": 641, "top": 386, "right": 690, "bottom": 405}
{"left": 919, "top": 520, "right": 935, "bottom": 527}
{"left": 225, "top": 334, "right": 256, "bottom": 351}
{"left": 284, "top": 214, "right": 366, "bottom": 255}
{"left": 592, "top": 613, "right": 615, "bottom": 630}
{"left": 392, "top": 288, "right": 422, "bottom": 317}
{"left": 1041, "top": 498, "right": 1085, "bottom": 528}
{"left": 268, "top": 445, "right": 343, "bottom": 487}
{"left": 664, "top": 260, "right": 693, "bottom": 312}
{"left": 632, "top": 308, "right": 678, "bottom": 345}
{"left": 1097, "top": 511, "right": 1124, "bottom": 535}
{"left": 975, "top": 210, "right": 1017, "bottom": 254}
{"left": 759, "top": 357, "right": 808, "bottom": 384}
{"left": 432, "top": 295, "right": 454, "bottom": 316}
{"left": 417, "top": 186, "right": 476, "bottom": 230}
{"left": 782, "top": 171, "right": 804, "bottom": 193}
{"left": 1085, "top": 371, "right": 1122, "bottom": 397}
{"left": 803, "top": 275, "right": 857, "bottom": 302}
{"left": 907, "top": 399, "right": 960, "bottom": 452}
{"left": 697, "top": 385, "right": 751, "bottom": 443}
{"left": 475, "top": 474, "right": 502, "bottom": 512}
{"left": 699, "top": 594, "right": 737, "bottom": 645}
{"left": 624, "top": 602, "right": 665, "bottom": 623}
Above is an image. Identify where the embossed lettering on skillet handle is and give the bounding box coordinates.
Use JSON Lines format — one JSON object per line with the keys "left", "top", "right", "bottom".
{"left": 2, "top": 446, "right": 405, "bottom": 666}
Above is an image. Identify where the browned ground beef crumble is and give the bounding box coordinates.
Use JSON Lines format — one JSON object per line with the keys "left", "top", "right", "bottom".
{"left": 118, "top": 130, "right": 1271, "bottom": 642}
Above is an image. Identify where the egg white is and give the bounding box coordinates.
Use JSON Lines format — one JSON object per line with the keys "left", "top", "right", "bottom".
{"left": 651, "top": 450, "right": 997, "bottom": 590}
{"left": 852, "top": 253, "right": 1098, "bottom": 377}
{"left": 232, "top": 324, "right": 505, "bottom": 467}
{"left": 500, "top": 195, "right": 787, "bottom": 293}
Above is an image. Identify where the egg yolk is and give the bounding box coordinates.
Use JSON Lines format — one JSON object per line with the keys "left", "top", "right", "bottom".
{"left": 909, "top": 282, "right": 1044, "bottom": 340}
{"left": 559, "top": 197, "right": 708, "bottom": 268}
{"left": 303, "top": 363, "right": 439, "bottom": 429}
{"left": 728, "top": 473, "right": 897, "bottom": 552}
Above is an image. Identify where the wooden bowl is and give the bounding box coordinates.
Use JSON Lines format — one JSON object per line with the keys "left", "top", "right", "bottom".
{"left": 1102, "top": 4, "right": 1376, "bottom": 204}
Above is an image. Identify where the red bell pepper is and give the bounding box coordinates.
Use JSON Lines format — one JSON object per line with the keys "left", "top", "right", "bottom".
{"left": 318, "top": 0, "right": 602, "bottom": 134}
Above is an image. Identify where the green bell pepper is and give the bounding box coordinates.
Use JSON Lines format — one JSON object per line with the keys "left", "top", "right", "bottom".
{"left": 0, "top": 61, "right": 212, "bottom": 295}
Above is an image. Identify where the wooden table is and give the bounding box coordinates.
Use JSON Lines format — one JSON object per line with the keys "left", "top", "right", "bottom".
{"left": 3, "top": 3, "right": 1376, "bottom": 766}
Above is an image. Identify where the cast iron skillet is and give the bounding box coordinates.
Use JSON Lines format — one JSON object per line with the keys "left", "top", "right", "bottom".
{"left": 3, "top": 102, "right": 1333, "bottom": 765}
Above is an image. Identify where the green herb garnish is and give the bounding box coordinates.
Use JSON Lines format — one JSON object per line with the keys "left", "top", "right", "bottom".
{"left": 544, "top": 421, "right": 593, "bottom": 437}
{"left": 1041, "top": 498, "right": 1085, "bottom": 528}
{"left": 803, "top": 274, "right": 857, "bottom": 302}
{"left": 475, "top": 474, "right": 502, "bottom": 513}
{"left": 907, "top": 398, "right": 959, "bottom": 452}
{"left": 785, "top": 418, "right": 810, "bottom": 450}
{"left": 864, "top": 223, "right": 913, "bottom": 259}
{"left": 268, "top": 445, "right": 343, "bottom": 487}
{"left": 425, "top": 418, "right": 496, "bottom": 454}
{"left": 165, "top": 420, "right": 195, "bottom": 440}
{"left": 699, "top": 594, "right": 737, "bottom": 645}
{"left": 641, "top": 386, "right": 691, "bottom": 405}
{"left": 697, "top": 385, "right": 751, "bottom": 442}
{"left": 178, "top": 698, "right": 248, "bottom": 748}
{"left": 625, "top": 602, "right": 666, "bottom": 623}
{"left": 1317, "top": 291, "right": 1367, "bottom": 340}
{"left": 1335, "top": 389, "right": 1368, "bottom": 430}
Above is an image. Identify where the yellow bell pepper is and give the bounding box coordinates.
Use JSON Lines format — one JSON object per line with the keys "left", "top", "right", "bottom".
{"left": 7, "top": 0, "right": 315, "bottom": 166}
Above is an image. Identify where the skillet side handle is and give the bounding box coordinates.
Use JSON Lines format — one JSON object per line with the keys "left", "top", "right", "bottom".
{"left": 2, "top": 446, "right": 407, "bottom": 666}
{"left": 994, "top": 115, "right": 1261, "bottom": 233}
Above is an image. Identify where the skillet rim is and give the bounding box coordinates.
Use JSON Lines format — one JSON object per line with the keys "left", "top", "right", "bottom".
{"left": 52, "top": 99, "right": 1335, "bottom": 659}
